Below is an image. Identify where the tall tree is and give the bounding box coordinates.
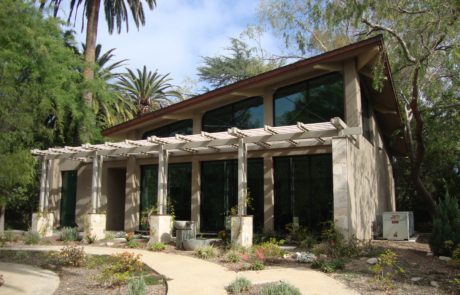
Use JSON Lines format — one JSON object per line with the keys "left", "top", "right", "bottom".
{"left": 43, "top": 0, "right": 157, "bottom": 107}
{"left": 259, "top": 0, "right": 460, "bottom": 216}
{"left": 198, "top": 38, "right": 284, "bottom": 89}
{"left": 0, "top": 1, "right": 86, "bottom": 229}
{"left": 116, "top": 66, "right": 183, "bottom": 115}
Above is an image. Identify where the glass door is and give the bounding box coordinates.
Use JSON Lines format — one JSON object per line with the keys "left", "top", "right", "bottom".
{"left": 60, "top": 170, "right": 77, "bottom": 228}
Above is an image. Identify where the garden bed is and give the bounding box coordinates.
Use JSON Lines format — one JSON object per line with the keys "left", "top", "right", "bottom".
{"left": 0, "top": 250, "right": 166, "bottom": 295}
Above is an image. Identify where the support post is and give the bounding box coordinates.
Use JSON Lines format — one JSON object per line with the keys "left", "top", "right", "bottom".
{"left": 157, "top": 145, "right": 169, "bottom": 214}
{"left": 91, "top": 153, "right": 98, "bottom": 213}
{"left": 237, "top": 138, "right": 247, "bottom": 215}
{"left": 38, "top": 158, "right": 47, "bottom": 212}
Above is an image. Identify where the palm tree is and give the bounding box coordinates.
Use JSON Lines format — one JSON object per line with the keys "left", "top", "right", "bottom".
{"left": 116, "top": 66, "right": 183, "bottom": 115}
{"left": 43, "top": 0, "right": 157, "bottom": 107}
{"left": 89, "top": 44, "right": 137, "bottom": 127}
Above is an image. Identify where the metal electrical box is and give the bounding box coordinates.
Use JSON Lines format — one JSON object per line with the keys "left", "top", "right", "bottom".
{"left": 382, "top": 212, "right": 414, "bottom": 240}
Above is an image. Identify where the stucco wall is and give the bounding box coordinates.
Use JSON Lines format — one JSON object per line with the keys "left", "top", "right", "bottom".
{"left": 333, "top": 134, "right": 395, "bottom": 240}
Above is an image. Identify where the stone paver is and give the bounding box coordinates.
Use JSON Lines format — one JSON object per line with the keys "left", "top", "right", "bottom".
{"left": 0, "top": 262, "right": 59, "bottom": 295}
{"left": 4, "top": 245, "right": 360, "bottom": 295}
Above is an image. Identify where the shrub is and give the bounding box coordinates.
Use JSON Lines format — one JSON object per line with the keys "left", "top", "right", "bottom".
{"left": 251, "top": 260, "right": 265, "bottom": 270}
{"left": 370, "top": 249, "right": 404, "bottom": 290}
{"left": 286, "top": 223, "right": 312, "bottom": 243}
{"left": 125, "top": 232, "right": 135, "bottom": 242}
{"left": 430, "top": 191, "right": 460, "bottom": 256}
{"left": 224, "top": 250, "right": 242, "bottom": 263}
{"left": 127, "top": 240, "right": 141, "bottom": 248}
{"left": 253, "top": 241, "right": 284, "bottom": 260}
{"left": 60, "top": 227, "right": 79, "bottom": 242}
{"left": 126, "top": 275, "right": 147, "bottom": 295}
{"left": 24, "top": 231, "right": 40, "bottom": 245}
{"left": 259, "top": 281, "right": 301, "bottom": 295}
{"left": 226, "top": 277, "right": 252, "bottom": 293}
{"left": 85, "top": 234, "right": 97, "bottom": 244}
{"left": 312, "top": 258, "right": 345, "bottom": 273}
{"left": 194, "top": 245, "right": 218, "bottom": 259}
{"left": 148, "top": 242, "right": 166, "bottom": 251}
{"left": 99, "top": 252, "right": 143, "bottom": 287}
{"left": 48, "top": 245, "right": 85, "bottom": 267}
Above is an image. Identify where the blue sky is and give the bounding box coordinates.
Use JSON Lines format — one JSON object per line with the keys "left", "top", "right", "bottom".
{"left": 60, "top": 0, "right": 282, "bottom": 86}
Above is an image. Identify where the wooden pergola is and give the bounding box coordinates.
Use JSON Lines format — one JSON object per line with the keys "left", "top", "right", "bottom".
{"left": 32, "top": 117, "right": 358, "bottom": 216}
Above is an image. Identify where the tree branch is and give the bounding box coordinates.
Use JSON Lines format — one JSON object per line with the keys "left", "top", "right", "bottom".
{"left": 362, "top": 18, "right": 417, "bottom": 64}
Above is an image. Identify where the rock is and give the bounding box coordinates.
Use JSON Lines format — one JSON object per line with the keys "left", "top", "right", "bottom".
{"left": 411, "top": 277, "right": 422, "bottom": 282}
{"left": 426, "top": 252, "right": 433, "bottom": 256}
{"left": 430, "top": 281, "right": 439, "bottom": 288}
{"left": 320, "top": 254, "right": 328, "bottom": 260}
{"left": 439, "top": 256, "right": 452, "bottom": 261}
{"left": 106, "top": 242, "right": 114, "bottom": 246}
{"left": 283, "top": 253, "right": 291, "bottom": 259}
{"left": 295, "top": 252, "right": 317, "bottom": 263}
{"left": 367, "top": 258, "right": 378, "bottom": 265}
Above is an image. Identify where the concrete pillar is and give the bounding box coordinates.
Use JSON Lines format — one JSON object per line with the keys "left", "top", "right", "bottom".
{"left": 231, "top": 216, "right": 253, "bottom": 247}
{"left": 344, "top": 59, "right": 362, "bottom": 128}
{"left": 157, "top": 146, "right": 169, "bottom": 214}
{"left": 263, "top": 156, "right": 274, "bottom": 232}
{"left": 85, "top": 213, "right": 106, "bottom": 240}
{"left": 31, "top": 212, "right": 54, "bottom": 237}
{"left": 125, "top": 156, "right": 140, "bottom": 232}
{"left": 263, "top": 89, "right": 274, "bottom": 126}
{"left": 191, "top": 159, "right": 200, "bottom": 229}
{"left": 91, "top": 154, "right": 98, "bottom": 213}
{"left": 193, "top": 112, "right": 202, "bottom": 134}
{"left": 149, "top": 215, "right": 172, "bottom": 243}
{"left": 237, "top": 138, "right": 248, "bottom": 215}
{"left": 38, "top": 158, "right": 48, "bottom": 212}
{"left": 332, "top": 137, "right": 351, "bottom": 239}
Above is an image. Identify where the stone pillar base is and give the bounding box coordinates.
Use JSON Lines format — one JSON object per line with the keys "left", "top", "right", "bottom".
{"left": 31, "top": 212, "right": 54, "bottom": 237}
{"left": 85, "top": 213, "right": 106, "bottom": 240}
{"left": 149, "top": 215, "right": 172, "bottom": 243}
{"left": 231, "top": 215, "right": 253, "bottom": 247}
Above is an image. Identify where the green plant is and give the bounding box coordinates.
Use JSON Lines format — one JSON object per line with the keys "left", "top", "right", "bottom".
{"left": 253, "top": 240, "right": 284, "bottom": 260}
{"left": 85, "top": 234, "right": 97, "bottom": 244}
{"left": 127, "top": 240, "right": 142, "bottom": 248}
{"left": 60, "top": 227, "right": 79, "bottom": 242}
{"left": 14, "top": 251, "right": 30, "bottom": 261}
{"left": 312, "top": 258, "right": 345, "bottom": 273}
{"left": 251, "top": 260, "right": 265, "bottom": 270}
{"left": 370, "top": 249, "right": 405, "bottom": 290}
{"left": 104, "top": 232, "right": 115, "bottom": 240}
{"left": 430, "top": 191, "right": 460, "bottom": 256}
{"left": 224, "top": 250, "right": 242, "bottom": 263}
{"left": 286, "top": 223, "right": 313, "bottom": 243}
{"left": 48, "top": 245, "right": 86, "bottom": 267}
{"left": 125, "top": 232, "right": 135, "bottom": 242}
{"left": 99, "top": 252, "right": 143, "bottom": 287}
{"left": 259, "top": 281, "right": 301, "bottom": 295}
{"left": 126, "top": 275, "right": 147, "bottom": 295}
{"left": 226, "top": 277, "right": 252, "bottom": 293}
{"left": 148, "top": 242, "right": 166, "bottom": 251}
{"left": 24, "top": 231, "right": 40, "bottom": 245}
{"left": 194, "top": 245, "right": 218, "bottom": 259}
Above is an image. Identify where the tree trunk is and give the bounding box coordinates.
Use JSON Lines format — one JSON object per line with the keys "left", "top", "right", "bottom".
{"left": 409, "top": 67, "right": 436, "bottom": 216}
{"left": 82, "top": 0, "right": 101, "bottom": 107}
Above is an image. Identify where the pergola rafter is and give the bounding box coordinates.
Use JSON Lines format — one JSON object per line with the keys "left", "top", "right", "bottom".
{"left": 32, "top": 118, "right": 360, "bottom": 217}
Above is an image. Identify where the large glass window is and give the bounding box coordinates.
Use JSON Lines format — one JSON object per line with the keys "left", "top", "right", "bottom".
{"left": 139, "top": 163, "right": 192, "bottom": 230}
{"left": 142, "top": 119, "right": 193, "bottom": 139}
{"left": 202, "top": 97, "right": 264, "bottom": 132}
{"left": 274, "top": 154, "right": 333, "bottom": 234}
{"left": 274, "top": 73, "right": 344, "bottom": 126}
{"left": 200, "top": 159, "right": 264, "bottom": 233}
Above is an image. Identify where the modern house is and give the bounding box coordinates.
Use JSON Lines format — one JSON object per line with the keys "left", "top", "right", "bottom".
{"left": 31, "top": 35, "right": 405, "bottom": 245}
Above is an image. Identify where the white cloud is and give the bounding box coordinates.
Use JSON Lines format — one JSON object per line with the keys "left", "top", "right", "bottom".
{"left": 62, "top": 0, "right": 282, "bottom": 86}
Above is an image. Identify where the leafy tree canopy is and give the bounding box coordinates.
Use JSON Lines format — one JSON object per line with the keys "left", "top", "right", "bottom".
{"left": 258, "top": 0, "right": 460, "bottom": 215}
{"left": 198, "top": 38, "right": 284, "bottom": 89}
{"left": 0, "top": 0, "right": 89, "bottom": 208}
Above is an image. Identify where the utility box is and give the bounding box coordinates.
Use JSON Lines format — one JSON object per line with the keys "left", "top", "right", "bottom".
{"left": 382, "top": 212, "right": 414, "bottom": 240}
